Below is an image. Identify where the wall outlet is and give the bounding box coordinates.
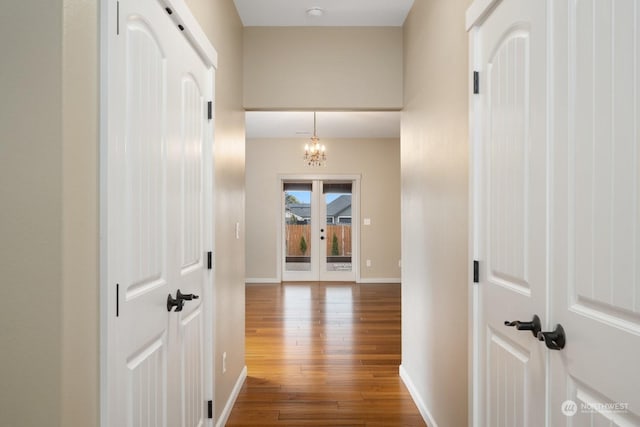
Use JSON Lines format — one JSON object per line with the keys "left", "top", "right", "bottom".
{"left": 366, "top": 259, "right": 372, "bottom": 267}
{"left": 222, "top": 352, "right": 227, "bottom": 374}
{"left": 235, "top": 222, "right": 240, "bottom": 240}
{"left": 363, "top": 218, "right": 371, "bottom": 226}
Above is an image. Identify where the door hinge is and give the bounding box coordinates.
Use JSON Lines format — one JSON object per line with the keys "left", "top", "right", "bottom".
{"left": 116, "top": 283, "right": 120, "bottom": 317}
{"left": 473, "top": 260, "right": 479, "bottom": 283}
{"left": 207, "top": 400, "right": 213, "bottom": 419}
{"left": 207, "top": 101, "right": 212, "bottom": 120}
{"left": 207, "top": 251, "right": 213, "bottom": 270}
{"left": 473, "top": 71, "right": 479, "bottom": 94}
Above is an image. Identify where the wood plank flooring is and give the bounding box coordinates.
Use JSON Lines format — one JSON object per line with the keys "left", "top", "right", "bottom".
{"left": 226, "top": 282, "right": 426, "bottom": 426}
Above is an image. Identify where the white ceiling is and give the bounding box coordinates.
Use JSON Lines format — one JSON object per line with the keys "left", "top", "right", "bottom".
{"left": 233, "top": 0, "right": 414, "bottom": 27}
{"left": 245, "top": 111, "right": 400, "bottom": 139}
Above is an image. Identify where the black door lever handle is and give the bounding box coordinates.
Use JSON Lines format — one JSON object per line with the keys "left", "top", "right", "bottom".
{"left": 167, "top": 294, "right": 184, "bottom": 312}
{"left": 537, "top": 324, "right": 565, "bottom": 350}
{"left": 177, "top": 289, "right": 199, "bottom": 301}
{"left": 504, "top": 314, "right": 541, "bottom": 338}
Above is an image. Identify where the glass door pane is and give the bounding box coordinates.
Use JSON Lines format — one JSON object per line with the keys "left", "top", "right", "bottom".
{"left": 320, "top": 182, "right": 353, "bottom": 280}
{"left": 283, "top": 182, "right": 313, "bottom": 276}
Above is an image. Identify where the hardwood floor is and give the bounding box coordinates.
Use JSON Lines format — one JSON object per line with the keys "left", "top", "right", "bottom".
{"left": 226, "top": 282, "right": 426, "bottom": 426}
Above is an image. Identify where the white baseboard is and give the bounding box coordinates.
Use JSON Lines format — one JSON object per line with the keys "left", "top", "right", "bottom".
{"left": 215, "top": 365, "right": 247, "bottom": 427}
{"left": 245, "top": 278, "right": 401, "bottom": 284}
{"left": 245, "top": 278, "right": 280, "bottom": 284}
{"left": 357, "top": 278, "right": 401, "bottom": 284}
{"left": 399, "top": 364, "right": 438, "bottom": 427}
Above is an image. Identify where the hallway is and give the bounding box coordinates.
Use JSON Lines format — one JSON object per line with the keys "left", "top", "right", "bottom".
{"left": 227, "top": 283, "right": 425, "bottom": 426}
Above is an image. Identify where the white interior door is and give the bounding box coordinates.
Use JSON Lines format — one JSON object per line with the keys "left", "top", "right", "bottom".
{"left": 105, "top": 0, "right": 215, "bottom": 426}
{"left": 471, "top": 0, "right": 640, "bottom": 425}
{"left": 472, "top": 0, "right": 548, "bottom": 425}
{"left": 167, "top": 20, "right": 213, "bottom": 427}
{"left": 282, "top": 178, "right": 358, "bottom": 282}
{"left": 549, "top": 1, "right": 640, "bottom": 424}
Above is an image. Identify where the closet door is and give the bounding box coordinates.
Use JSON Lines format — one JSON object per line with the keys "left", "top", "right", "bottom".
{"left": 106, "top": 1, "right": 215, "bottom": 426}
{"left": 470, "top": 0, "right": 548, "bottom": 425}
{"left": 108, "top": 0, "right": 173, "bottom": 424}
{"left": 549, "top": 1, "right": 640, "bottom": 425}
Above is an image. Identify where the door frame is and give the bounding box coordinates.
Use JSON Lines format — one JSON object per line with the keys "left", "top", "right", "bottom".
{"left": 99, "top": 0, "right": 218, "bottom": 425}
{"left": 277, "top": 174, "right": 361, "bottom": 283}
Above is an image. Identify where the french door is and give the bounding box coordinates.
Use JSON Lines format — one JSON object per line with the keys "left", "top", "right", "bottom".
{"left": 282, "top": 177, "right": 359, "bottom": 282}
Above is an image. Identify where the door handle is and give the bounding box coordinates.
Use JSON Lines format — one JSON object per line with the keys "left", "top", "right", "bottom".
{"left": 167, "top": 293, "right": 185, "bottom": 312}
{"left": 177, "top": 289, "right": 199, "bottom": 301}
{"left": 537, "top": 324, "right": 565, "bottom": 350}
{"left": 504, "top": 314, "right": 541, "bottom": 338}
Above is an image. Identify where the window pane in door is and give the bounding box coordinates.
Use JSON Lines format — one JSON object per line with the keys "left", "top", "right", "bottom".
{"left": 284, "top": 188, "right": 311, "bottom": 272}
{"left": 325, "top": 191, "right": 352, "bottom": 272}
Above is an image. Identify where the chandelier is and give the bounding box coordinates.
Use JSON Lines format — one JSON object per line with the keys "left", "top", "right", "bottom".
{"left": 304, "top": 112, "right": 326, "bottom": 166}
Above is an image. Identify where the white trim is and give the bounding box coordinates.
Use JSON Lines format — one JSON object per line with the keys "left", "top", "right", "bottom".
{"left": 357, "top": 278, "right": 401, "bottom": 284}
{"left": 215, "top": 366, "right": 247, "bottom": 427}
{"left": 245, "top": 278, "right": 281, "bottom": 284}
{"left": 468, "top": 23, "right": 482, "bottom": 427}
{"left": 399, "top": 365, "right": 438, "bottom": 427}
{"left": 466, "top": 0, "right": 502, "bottom": 30}
{"left": 161, "top": 0, "right": 217, "bottom": 67}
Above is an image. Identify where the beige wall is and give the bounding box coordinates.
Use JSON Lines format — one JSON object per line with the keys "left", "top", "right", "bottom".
{"left": 400, "top": 0, "right": 471, "bottom": 426}
{"left": 0, "top": 2, "right": 65, "bottom": 426}
{"left": 243, "top": 27, "right": 403, "bottom": 110}
{"left": 62, "top": 0, "right": 99, "bottom": 426}
{"left": 246, "top": 138, "right": 400, "bottom": 282}
{"left": 185, "top": 0, "right": 246, "bottom": 422}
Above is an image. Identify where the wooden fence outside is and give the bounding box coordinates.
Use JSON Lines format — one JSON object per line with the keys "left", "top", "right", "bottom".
{"left": 286, "top": 224, "right": 352, "bottom": 256}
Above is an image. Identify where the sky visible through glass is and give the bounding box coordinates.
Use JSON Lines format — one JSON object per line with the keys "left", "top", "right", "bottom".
{"left": 287, "top": 191, "right": 344, "bottom": 204}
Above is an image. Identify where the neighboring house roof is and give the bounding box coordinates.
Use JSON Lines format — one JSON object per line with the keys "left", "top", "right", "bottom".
{"left": 327, "top": 195, "right": 351, "bottom": 218}
{"left": 286, "top": 195, "right": 352, "bottom": 220}
{"left": 287, "top": 203, "right": 310, "bottom": 219}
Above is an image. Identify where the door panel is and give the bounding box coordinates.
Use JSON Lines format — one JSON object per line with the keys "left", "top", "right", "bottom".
{"left": 476, "top": 0, "right": 547, "bottom": 425}
{"left": 487, "top": 332, "right": 529, "bottom": 427}
{"left": 551, "top": 1, "right": 640, "bottom": 423}
{"left": 127, "top": 338, "right": 166, "bottom": 427}
{"left": 180, "top": 308, "right": 204, "bottom": 427}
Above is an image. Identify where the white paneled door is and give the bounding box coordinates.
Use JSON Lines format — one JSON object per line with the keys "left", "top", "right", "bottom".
{"left": 470, "top": 0, "right": 640, "bottom": 426}
{"left": 105, "top": 0, "right": 216, "bottom": 426}
{"left": 472, "top": 1, "right": 548, "bottom": 425}
{"left": 550, "top": 1, "right": 640, "bottom": 425}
